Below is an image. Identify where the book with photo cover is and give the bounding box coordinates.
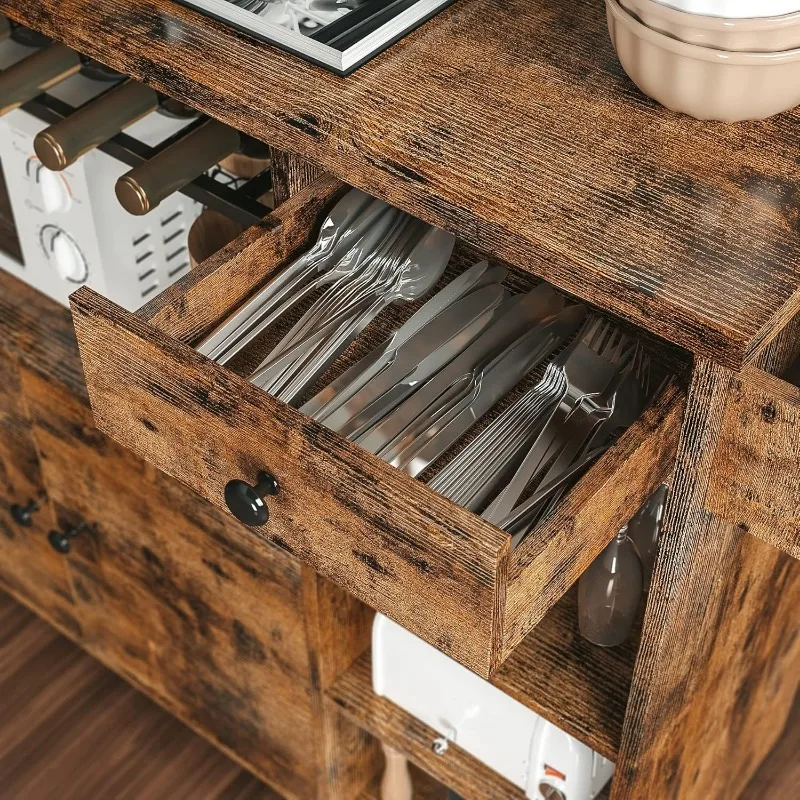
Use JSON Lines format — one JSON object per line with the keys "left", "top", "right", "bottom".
{"left": 177, "top": 0, "right": 456, "bottom": 74}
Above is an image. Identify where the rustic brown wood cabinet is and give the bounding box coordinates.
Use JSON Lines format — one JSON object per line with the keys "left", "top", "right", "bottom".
{"left": 0, "top": 1, "right": 798, "bottom": 798}
{"left": 0, "top": 270, "right": 381, "bottom": 799}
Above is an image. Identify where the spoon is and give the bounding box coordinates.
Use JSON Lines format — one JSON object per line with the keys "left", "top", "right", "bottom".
{"left": 210, "top": 205, "right": 399, "bottom": 366}
{"left": 271, "top": 225, "right": 454, "bottom": 404}
{"left": 253, "top": 214, "right": 418, "bottom": 394}
{"left": 197, "top": 190, "right": 383, "bottom": 361}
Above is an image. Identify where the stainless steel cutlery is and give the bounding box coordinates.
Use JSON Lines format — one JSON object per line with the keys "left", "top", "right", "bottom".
{"left": 195, "top": 190, "right": 663, "bottom": 549}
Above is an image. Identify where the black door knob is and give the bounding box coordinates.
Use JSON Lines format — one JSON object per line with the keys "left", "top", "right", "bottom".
{"left": 10, "top": 499, "right": 39, "bottom": 527}
{"left": 224, "top": 471, "right": 279, "bottom": 526}
{"left": 47, "top": 523, "right": 86, "bottom": 554}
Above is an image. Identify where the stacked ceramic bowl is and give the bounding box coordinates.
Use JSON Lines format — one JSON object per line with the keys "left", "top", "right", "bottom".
{"left": 606, "top": 0, "right": 800, "bottom": 120}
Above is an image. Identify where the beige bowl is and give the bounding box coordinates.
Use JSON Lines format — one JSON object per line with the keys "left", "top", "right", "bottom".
{"left": 607, "top": 0, "right": 800, "bottom": 120}
{"left": 621, "top": 0, "right": 800, "bottom": 51}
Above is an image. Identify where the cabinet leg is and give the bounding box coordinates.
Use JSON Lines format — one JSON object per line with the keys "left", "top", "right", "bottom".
{"left": 613, "top": 358, "right": 800, "bottom": 799}
{"left": 381, "top": 742, "right": 413, "bottom": 800}
{"left": 302, "top": 568, "right": 381, "bottom": 799}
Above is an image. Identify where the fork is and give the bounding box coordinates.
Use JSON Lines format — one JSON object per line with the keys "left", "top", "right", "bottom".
{"left": 427, "top": 360, "right": 567, "bottom": 509}
{"left": 482, "top": 317, "right": 634, "bottom": 526}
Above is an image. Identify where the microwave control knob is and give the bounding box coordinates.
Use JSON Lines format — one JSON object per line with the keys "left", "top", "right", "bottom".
{"left": 38, "top": 166, "right": 72, "bottom": 213}
{"left": 40, "top": 225, "right": 88, "bottom": 283}
{"left": 27, "top": 158, "right": 72, "bottom": 212}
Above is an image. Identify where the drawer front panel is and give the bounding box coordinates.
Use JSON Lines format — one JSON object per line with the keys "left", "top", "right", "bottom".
{"left": 21, "top": 367, "right": 318, "bottom": 799}
{"left": 709, "top": 366, "right": 800, "bottom": 559}
{"left": 71, "top": 289, "right": 510, "bottom": 677}
{"left": 0, "top": 346, "right": 80, "bottom": 637}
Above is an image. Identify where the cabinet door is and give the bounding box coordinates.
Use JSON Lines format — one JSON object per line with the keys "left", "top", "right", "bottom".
{"left": 21, "top": 366, "right": 318, "bottom": 800}
{"left": 0, "top": 346, "right": 80, "bottom": 637}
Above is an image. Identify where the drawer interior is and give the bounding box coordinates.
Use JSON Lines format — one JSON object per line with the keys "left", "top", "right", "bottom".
{"left": 73, "top": 175, "right": 687, "bottom": 676}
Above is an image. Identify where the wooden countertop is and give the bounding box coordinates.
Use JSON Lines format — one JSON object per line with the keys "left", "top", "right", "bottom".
{"left": 2, "top": 0, "right": 799, "bottom": 368}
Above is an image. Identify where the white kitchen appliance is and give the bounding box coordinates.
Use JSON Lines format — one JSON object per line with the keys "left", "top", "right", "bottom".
{"left": 372, "top": 614, "right": 614, "bottom": 800}
{"left": 0, "top": 37, "right": 202, "bottom": 310}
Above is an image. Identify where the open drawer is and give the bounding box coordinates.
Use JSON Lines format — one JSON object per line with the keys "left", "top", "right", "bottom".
{"left": 71, "top": 175, "right": 685, "bottom": 677}
{"left": 708, "top": 366, "right": 800, "bottom": 561}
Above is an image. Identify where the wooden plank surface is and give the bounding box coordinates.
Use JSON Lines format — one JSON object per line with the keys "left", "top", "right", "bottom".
{"left": 613, "top": 360, "right": 800, "bottom": 799}
{"left": 708, "top": 366, "right": 800, "bottom": 560}
{"left": 2, "top": 0, "right": 799, "bottom": 367}
{"left": 0, "top": 269, "right": 86, "bottom": 399}
{"left": 0, "top": 591, "right": 277, "bottom": 800}
{"left": 0, "top": 344, "right": 81, "bottom": 638}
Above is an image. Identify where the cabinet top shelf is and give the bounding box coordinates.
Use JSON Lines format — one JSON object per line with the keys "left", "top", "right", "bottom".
{"left": 4, "top": 0, "right": 799, "bottom": 368}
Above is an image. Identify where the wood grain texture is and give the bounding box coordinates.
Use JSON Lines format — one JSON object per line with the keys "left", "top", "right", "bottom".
{"left": 271, "top": 149, "right": 324, "bottom": 207}
{"left": 0, "top": 344, "right": 81, "bottom": 638}
{"left": 21, "top": 367, "right": 319, "bottom": 800}
{"left": 503, "top": 378, "right": 684, "bottom": 657}
{"left": 301, "top": 569, "right": 381, "bottom": 799}
{"left": 492, "top": 588, "right": 637, "bottom": 762}
{"left": 708, "top": 367, "right": 800, "bottom": 560}
{"left": 71, "top": 288, "right": 511, "bottom": 677}
{"left": 0, "top": 269, "right": 86, "bottom": 399}
{"left": 328, "top": 653, "right": 527, "bottom": 800}
{"left": 613, "top": 359, "right": 800, "bottom": 799}
{"left": 0, "top": 592, "right": 278, "bottom": 800}
{"left": 3, "top": 0, "right": 800, "bottom": 367}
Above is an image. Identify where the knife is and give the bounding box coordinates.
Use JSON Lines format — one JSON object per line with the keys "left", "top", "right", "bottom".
{"left": 301, "top": 259, "right": 497, "bottom": 421}
{"left": 389, "top": 305, "right": 586, "bottom": 474}
{"left": 325, "top": 285, "right": 506, "bottom": 438}
{"left": 355, "top": 286, "right": 564, "bottom": 456}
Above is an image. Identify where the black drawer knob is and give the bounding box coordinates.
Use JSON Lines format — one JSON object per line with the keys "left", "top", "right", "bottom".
{"left": 224, "top": 472, "right": 279, "bottom": 526}
{"left": 48, "top": 523, "right": 86, "bottom": 554}
{"left": 10, "top": 499, "right": 39, "bottom": 527}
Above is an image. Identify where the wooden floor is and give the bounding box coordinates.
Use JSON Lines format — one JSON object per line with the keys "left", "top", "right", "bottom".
{"left": 0, "top": 591, "right": 277, "bottom": 800}
{"left": 0, "top": 589, "right": 796, "bottom": 800}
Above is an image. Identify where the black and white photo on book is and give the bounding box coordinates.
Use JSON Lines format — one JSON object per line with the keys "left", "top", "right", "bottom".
{"left": 176, "top": 0, "right": 455, "bottom": 74}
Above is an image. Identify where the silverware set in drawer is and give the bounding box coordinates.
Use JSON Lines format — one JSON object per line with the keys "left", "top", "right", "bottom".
{"left": 196, "top": 189, "right": 664, "bottom": 546}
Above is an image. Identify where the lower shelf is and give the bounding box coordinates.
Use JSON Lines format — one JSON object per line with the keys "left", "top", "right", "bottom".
{"left": 329, "top": 588, "right": 631, "bottom": 799}
{"left": 331, "top": 651, "right": 526, "bottom": 799}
